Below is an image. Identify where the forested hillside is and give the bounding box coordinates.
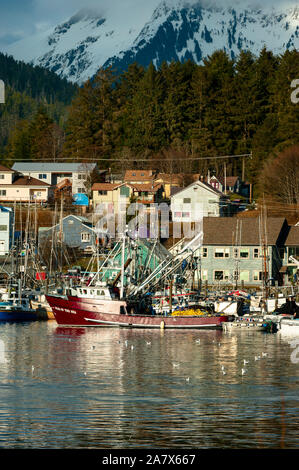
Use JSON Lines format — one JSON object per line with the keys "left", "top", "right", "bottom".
{"left": 1, "top": 48, "right": 299, "bottom": 196}
{"left": 62, "top": 48, "right": 299, "bottom": 184}
{"left": 0, "top": 52, "right": 77, "bottom": 162}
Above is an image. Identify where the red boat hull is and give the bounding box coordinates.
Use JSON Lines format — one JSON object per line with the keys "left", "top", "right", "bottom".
{"left": 46, "top": 294, "right": 229, "bottom": 329}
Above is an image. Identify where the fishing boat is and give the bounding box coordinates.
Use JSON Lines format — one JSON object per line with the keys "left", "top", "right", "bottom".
{"left": 46, "top": 284, "right": 229, "bottom": 329}
{"left": 0, "top": 297, "right": 38, "bottom": 322}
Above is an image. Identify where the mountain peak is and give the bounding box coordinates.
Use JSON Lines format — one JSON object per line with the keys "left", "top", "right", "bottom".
{"left": 2, "top": 1, "right": 299, "bottom": 83}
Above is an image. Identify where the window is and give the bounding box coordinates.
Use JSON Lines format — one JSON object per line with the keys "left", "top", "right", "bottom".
{"left": 289, "top": 247, "right": 299, "bottom": 257}
{"left": 0, "top": 174, "right": 4, "bottom": 179}
{"left": 182, "top": 212, "right": 190, "bottom": 218}
{"left": 240, "top": 248, "right": 249, "bottom": 258}
{"left": 240, "top": 271, "right": 249, "bottom": 282}
{"left": 202, "top": 247, "right": 208, "bottom": 258}
{"left": 233, "top": 248, "right": 238, "bottom": 258}
{"left": 279, "top": 248, "right": 285, "bottom": 259}
{"left": 81, "top": 232, "right": 91, "bottom": 242}
{"left": 214, "top": 270, "right": 229, "bottom": 281}
{"left": 98, "top": 190, "right": 107, "bottom": 195}
{"left": 253, "top": 248, "right": 260, "bottom": 258}
{"left": 78, "top": 174, "right": 85, "bottom": 180}
{"left": 253, "top": 271, "right": 268, "bottom": 281}
{"left": 120, "top": 186, "right": 130, "bottom": 197}
{"left": 214, "top": 248, "right": 229, "bottom": 258}
{"left": 183, "top": 198, "right": 191, "bottom": 203}
{"left": 77, "top": 188, "right": 86, "bottom": 193}
{"left": 38, "top": 174, "right": 47, "bottom": 179}
{"left": 0, "top": 225, "right": 7, "bottom": 231}
{"left": 0, "top": 190, "right": 6, "bottom": 196}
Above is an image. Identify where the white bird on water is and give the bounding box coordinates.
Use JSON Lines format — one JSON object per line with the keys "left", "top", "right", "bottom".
{"left": 146, "top": 341, "right": 151, "bottom": 346}
{"left": 195, "top": 339, "right": 201, "bottom": 344}
{"left": 241, "top": 368, "right": 247, "bottom": 375}
{"left": 255, "top": 355, "right": 261, "bottom": 361}
{"left": 186, "top": 377, "right": 190, "bottom": 382}
{"left": 262, "top": 352, "right": 268, "bottom": 357}
{"left": 31, "top": 365, "right": 34, "bottom": 373}
{"left": 172, "top": 362, "right": 180, "bottom": 368}
{"left": 244, "top": 359, "right": 249, "bottom": 365}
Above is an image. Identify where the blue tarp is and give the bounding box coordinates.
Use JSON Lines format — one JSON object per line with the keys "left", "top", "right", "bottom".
{"left": 73, "top": 194, "right": 89, "bottom": 206}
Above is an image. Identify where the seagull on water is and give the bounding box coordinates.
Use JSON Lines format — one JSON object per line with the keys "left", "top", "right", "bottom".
{"left": 255, "top": 355, "right": 261, "bottom": 361}
{"left": 241, "top": 368, "right": 247, "bottom": 375}
{"left": 244, "top": 359, "right": 249, "bottom": 365}
{"left": 172, "top": 362, "right": 180, "bottom": 368}
{"left": 262, "top": 352, "right": 268, "bottom": 357}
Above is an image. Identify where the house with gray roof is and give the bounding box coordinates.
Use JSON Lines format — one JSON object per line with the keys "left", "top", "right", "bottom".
{"left": 38, "top": 214, "right": 96, "bottom": 251}
{"left": 192, "top": 216, "right": 289, "bottom": 287}
{"left": 12, "top": 162, "right": 103, "bottom": 196}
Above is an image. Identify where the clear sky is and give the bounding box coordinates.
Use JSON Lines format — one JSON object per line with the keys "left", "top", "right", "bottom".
{"left": 0, "top": 0, "right": 295, "bottom": 50}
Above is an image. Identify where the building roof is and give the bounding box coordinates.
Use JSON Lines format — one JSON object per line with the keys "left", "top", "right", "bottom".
{"left": 0, "top": 164, "right": 14, "bottom": 172}
{"left": 225, "top": 176, "right": 240, "bottom": 187}
{"left": 202, "top": 216, "right": 287, "bottom": 246}
{"left": 12, "top": 176, "right": 51, "bottom": 187}
{"left": 124, "top": 170, "right": 155, "bottom": 182}
{"left": 130, "top": 183, "right": 162, "bottom": 193}
{"left": 12, "top": 162, "right": 97, "bottom": 173}
{"left": 171, "top": 180, "right": 225, "bottom": 198}
{"left": 155, "top": 173, "right": 184, "bottom": 185}
{"left": 285, "top": 226, "right": 299, "bottom": 246}
{"left": 92, "top": 183, "right": 123, "bottom": 191}
{"left": 39, "top": 214, "right": 95, "bottom": 233}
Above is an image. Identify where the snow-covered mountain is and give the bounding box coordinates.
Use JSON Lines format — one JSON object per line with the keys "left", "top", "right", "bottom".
{"left": 3, "top": 0, "right": 299, "bottom": 84}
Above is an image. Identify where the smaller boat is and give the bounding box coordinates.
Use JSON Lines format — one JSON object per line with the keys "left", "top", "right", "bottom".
{"left": 0, "top": 298, "right": 38, "bottom": 322}
{"left": 278, "top": 318, "right": 299, "bottom": 336}
{"left": 0, "top": 283, "right": 38, "bottom": 322}
{"left": 30, "top": 293, "right": 55, "bottom": 320}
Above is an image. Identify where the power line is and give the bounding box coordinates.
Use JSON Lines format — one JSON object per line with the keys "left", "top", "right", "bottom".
{"left": 8, "top": 153, "right": 252, "bottom": 163}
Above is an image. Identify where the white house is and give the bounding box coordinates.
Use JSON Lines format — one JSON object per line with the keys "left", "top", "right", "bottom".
{"left": 12, "top": 162, "right": 101, "bottom": 195}
{"left": 170, "top": 180, "right": 228, "bottom": 223}
{"left": 0, "top": 205, "right": 13, "bottom": 255}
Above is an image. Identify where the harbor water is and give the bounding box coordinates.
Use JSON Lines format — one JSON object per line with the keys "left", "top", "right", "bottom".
{"left": 0, "top": 322, "right": 298, "bottom": 449}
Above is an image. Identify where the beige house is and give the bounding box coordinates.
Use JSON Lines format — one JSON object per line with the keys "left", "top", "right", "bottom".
{"left": 91, "top": 183, "right": 132, "bottom": 214}
{"left": 0, "top": 171, "right": 52, "bottom": 203}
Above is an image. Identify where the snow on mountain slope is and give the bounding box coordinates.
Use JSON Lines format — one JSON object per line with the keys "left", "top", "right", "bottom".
{"left": 3, "top": 1, "right": 299, "bottom": 84}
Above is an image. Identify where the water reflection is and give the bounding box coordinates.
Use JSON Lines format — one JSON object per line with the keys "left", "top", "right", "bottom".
{"left": 0, "top": 322, "right": 298, "bottom": 448}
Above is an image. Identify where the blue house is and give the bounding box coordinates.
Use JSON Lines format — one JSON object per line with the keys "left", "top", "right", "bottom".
{"left": 38, "top": 214, "right": 96, "bottom": 251}
{"left": 0, "top": 205, "right": 14, "bottom": 255}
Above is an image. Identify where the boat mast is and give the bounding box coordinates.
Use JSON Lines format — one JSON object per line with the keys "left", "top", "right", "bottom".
{"left": 120, "top": 232, "right": 126, "bottom": 299}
